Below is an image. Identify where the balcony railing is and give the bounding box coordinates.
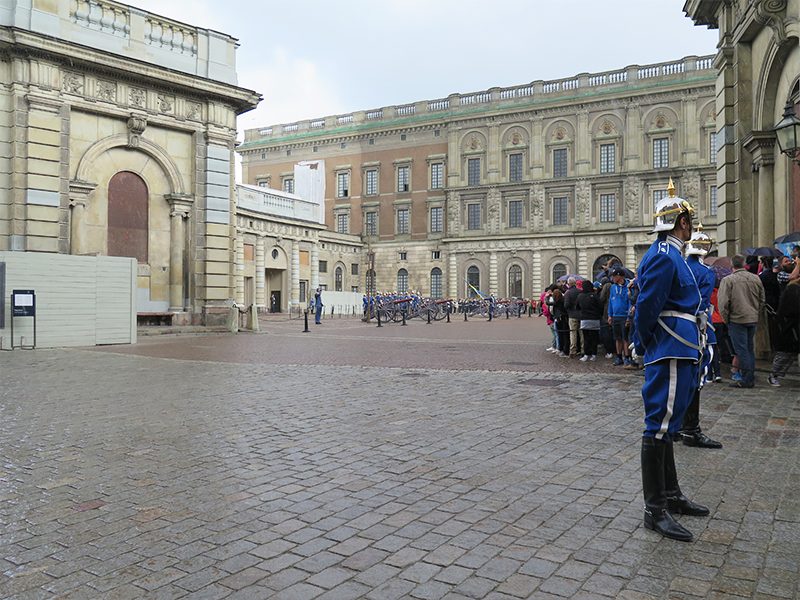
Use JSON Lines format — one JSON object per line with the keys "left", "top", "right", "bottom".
{"left": 244, "top": 55, "right": 716, "bottom": 142}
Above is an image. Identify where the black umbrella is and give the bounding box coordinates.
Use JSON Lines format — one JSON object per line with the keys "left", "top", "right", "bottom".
{"left": 774, "top": 232, "right": 800, "bottom": 244}
{"left": 742, "top": 246, "right": 783, "bottom": 257}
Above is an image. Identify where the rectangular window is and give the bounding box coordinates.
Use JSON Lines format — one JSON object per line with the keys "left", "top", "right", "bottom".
{"left": 365, "top": 212, "right": 377, "bottom": 236}
{"left": 319, "top": 260, "right": 327, "bottom": 273}
{"left": 430, "top": 206, "right": 443, "bottom": 233}
{"left": 600, "top": 144, "right": 615, "bottom": 173}
{"left": 337, "top": 172, "right": 349, "bottom": 197}
{"left": 365, "top": 169, "right": 378, "bottom": 195}
{"left": 553, "top": 148, "right": 568, "bottom": 177}
{"left": 398, "top": 252, "right": 407, "bottom": 261}
{"left": 508, "top": 200, "right": 523, "bottom": 228}
{"left": 397, "top": 208, "right": 409, "bottom": 234}
{"left": 553, "top": 197, "right": 568, "bottom": 225}
{"left": 397, "top": 166, "right": 410, "bottom": 192}
{"left": 244, "top": 244, "right": 254, "bottom": 261}
{"left": 709, "top": 132, "right": 717, "bottom": 164}
{"left": 351, "top": 286, "right": 359, "bottom": 292}
{"left": 653, "top": 189, "right": 669, "bottom": 212}
{"left": 283, "top": 178, "right": 294, "bottom": 194}
{"left": 468, "top": 158, "right": 481, "bottom": 185}
{"left": 509, "top": 153, "right": 523, "bottom": 182}
{"left": 653, "top": 138, "right": 669, "bottom": 168}
{"left": 351, "top": 263, "right": 359, "bottom": 276}
{"left": 431, "top": 163, "right": 443, "bottom": 189}
{"left": 467, "top": 203, "right": 481, "bottom": 230}
{"left": 710, "top": 185, "right": 718, "bottom": 216}
{"left": 600, "top": 193, "right": 616, "bottom": 223}
{"left": 432, "top": 251, "right": 441, "bottom": 260}
{"left": 337, "top": 213, "right": 349, "bottom": 234}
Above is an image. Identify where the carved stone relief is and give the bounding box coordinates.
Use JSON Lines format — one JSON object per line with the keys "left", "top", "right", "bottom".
{"left": 157, "top": 94, "right": 174, "bottom": 114}
{"left": 623, "top": 175, "right": 640, "bottom": 225}
{"left": 487, "top": 188, "right": 501, "bottom": 234}
{"left": 129, "top": 87, "right": 146, "bottom": 108}
{"left": 575, "top": 179, "right": 591, "bottom": 226}
{"left": 682, "top": 171, "right": 700, "bottom": 207}
{"left": 447, "top": 191, "right": 461, "bottom": 232}
{"left": 187, "top": 102, "right": 202, "bottom": 121}
{"left": 97, "top": 80, "right": 116, "bottom": 102}
{"left": 63, "top": 72, "right": 83, "bottom": 94}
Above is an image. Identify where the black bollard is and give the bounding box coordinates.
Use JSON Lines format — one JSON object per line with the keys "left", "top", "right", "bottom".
{"left": 528, "top": 303, "right": 533, "bottom": 317}
{"left": 303, "top": 309, "right": 310, "bottom": 333}
{"left": 506, "top": 308, "right": 509, "bottom": 319}
{"left": 401, "top": 309, "right": 407, "bottom": 326}
{"left": 446, "top": 307, "right": 451, "bottom": 323}
{"left": 377, "top": 311, "right": 382, "bottom": 327}
{"left": 427, "top": 310, "right": 431, "bottom": 324}
{"left": 464, "top": 310, "right": 468, "bottom": 322}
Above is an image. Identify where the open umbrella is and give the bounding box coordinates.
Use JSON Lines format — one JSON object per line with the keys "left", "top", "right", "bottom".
{"left": 710, "top": 265, "right": 733, "bottom": 285}
{"left": 742, "top": 246, "right": 783, "bottom": 257}
{"left": 774, "top": 232, "right": 800, "bottom": 244}
{"left": 557, "top": 274, "right": 586, "bottom": 282}
{"left": 704, "top": 256, "right": 733, "bottom": 269}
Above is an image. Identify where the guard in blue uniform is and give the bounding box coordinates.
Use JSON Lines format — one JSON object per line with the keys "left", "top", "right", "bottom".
{"left": 680, "top": 230, "right": 723, "bottom": 449}
{"left": 633, "top": 184, "right": 709, "bottom": 542}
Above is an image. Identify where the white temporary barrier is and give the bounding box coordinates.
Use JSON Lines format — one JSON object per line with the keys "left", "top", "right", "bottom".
{"left": 0, "top": 252, "right": 136, "bottom": 349}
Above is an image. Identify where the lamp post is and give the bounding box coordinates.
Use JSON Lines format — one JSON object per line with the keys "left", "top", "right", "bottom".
{"left": 774, "top": 101, "right": 800, "bottom": 162}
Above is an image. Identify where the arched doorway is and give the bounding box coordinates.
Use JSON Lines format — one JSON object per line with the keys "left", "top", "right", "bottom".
{"left": 467, "top": 265, "right": 480, "bottom": 297}
{"left": 397, "top": 268, "right": 409, "bottom": 293}
{"left": 430, "top": 267, "right": 443, "bottom": 299}
{"left": 108, "top": 171, "right": 148, "bottom": 263}
{"left": 552, "top": 263, "right": 567, "bottom": 283}
{"left": 508, "top": 264, "right": 522, "bottom": 297}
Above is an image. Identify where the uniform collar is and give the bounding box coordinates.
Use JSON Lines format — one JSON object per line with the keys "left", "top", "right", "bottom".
{"left": 665, "top": 234, "right": 684, "bottom": 252}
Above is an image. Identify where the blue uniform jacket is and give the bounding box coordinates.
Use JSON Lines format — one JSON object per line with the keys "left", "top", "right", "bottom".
{"left": 686, "top": 255, "right": 717, "bottom": 345}
{"left": 633, "top": 234, "right": 702, "bottom": 365}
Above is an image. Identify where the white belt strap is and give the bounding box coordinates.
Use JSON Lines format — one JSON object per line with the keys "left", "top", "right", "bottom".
{"left": 657, "top": 311, "right": 702, "bottom": 351}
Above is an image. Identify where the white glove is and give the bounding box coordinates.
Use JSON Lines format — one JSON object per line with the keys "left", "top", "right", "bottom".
{"left": 628, "top": 342, "right": 639, "bottom": 363}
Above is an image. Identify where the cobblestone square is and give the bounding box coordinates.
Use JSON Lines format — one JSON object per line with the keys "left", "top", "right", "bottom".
{"left": 2, "top": 316, "right": 799, "bottom": 599}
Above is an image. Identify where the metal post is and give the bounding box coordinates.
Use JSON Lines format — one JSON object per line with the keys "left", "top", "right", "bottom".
{"left": 377, "top": 311, "right": 382, "bottom": 327}
{"left": 401, "top": 309, "right": 407, "bottom": 326}
{"left": 464, "top": 310, "right": 468, "bottom": 322}
{"left": 446, "top": 306, "right": 451, "bottom": 323}
{"left": 303, "top": 309, "right": 309, "bottom": 333}
{"left": 427, "top": 310, "right": 431, "bottom": 324}
{"left": 506, "top": 308, "right": 509, "bottom": 319}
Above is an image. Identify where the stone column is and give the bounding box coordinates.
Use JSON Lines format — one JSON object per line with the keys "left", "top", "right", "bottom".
{"left": 743, "top": 132, "right": 776, "bottom": 246}
{"left": 291, "top": 239, "right": 300, "bottom": 309}
{"left": 577, "top": 248, "right": 588, "bottom": 280}
{"left": 234, "top": 236, "right": 245, "bottom": 306}
{"left": 449, "top": 251, "right": 458, "bottom": 299}
{"left": 255, "top": 236, "right": 266, "bottom": 309}
{"left": 576, "top": 109, "right": 590, "bottom": 175}
{"left": 166, "top": 195, "right": 193, "bottom": 312}
{"left": 532, "top": 251, "right": 542, "bottom": 297}
{"left": 530, "top": 116, "right": 544, "bottom": 179}
{"left": 626, "top": 242, "right": 637, "bottom": 270}
{"left": 489, "top": 251, "right": 498, "bottom": 296}
{"left": 68, "top": 181, "right": 96, "bottom": 256}
{"left": 311, "top": 242, "right": 319, "bottom": 291}
{"left": 488, "top": 121, "right": 500, "bottom": 184}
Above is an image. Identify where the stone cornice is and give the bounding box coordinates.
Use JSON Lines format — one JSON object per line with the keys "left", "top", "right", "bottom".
{"left": 742, "top": 130, "right": 777, "bottom": 170}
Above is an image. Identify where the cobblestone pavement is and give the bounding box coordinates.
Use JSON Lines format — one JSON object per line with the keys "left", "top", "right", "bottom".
{"left": 2, "top": 317, "right": 799, "bottom": 600}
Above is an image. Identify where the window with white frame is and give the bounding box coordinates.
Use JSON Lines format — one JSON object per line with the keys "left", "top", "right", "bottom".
{"left": 468, "top": 158, "right": 481, "bottom": 185}
{"left": 283, "top": 178, "right": 294, "bottom": 194}
{"left": 397, "top": 208, "right": 409, "bottom": 234}
{"left": 553, "top": 197, "right": 568, "bottom": 225}
{"left": 653, "top": 138, "right": 669, "bottom": 168}
{"left": 552, "top": 263, "right": 567, "bottom": 283}
{"left": 337, "top": 172, "right": 349, "bottom": 197}
{"left": 365, "top": 212, "right": 377, "bottom": 236}
{"left": 508, "top": 265, "right": 523, "bottom": 297}
{"left": 600, "top": 193, "right": 616, "bottom": 223}
{"left": 467, "top": 203, "right": 481, "bottom": 230}
{"left": 432, "top": 250, "right": 441, "bottom": 260}
{"left": 365, "top": 169, "right": 378, "bottom": 195}
{"left": 553, "top": 148, "right": 568, "bottom": 177}
{"left": 430, "top": 268, "right": 443, "bottom": 299}
{"left": 337, "top": 213, "right": 349, "bottom": 234}
{"left": 508, "top": 200, "right": 523, "bottom": 228}
{"left": 653, "top": 188, "right": 669, "bottom": 212}
{"left": 335, "top": 266, "right": 343, "bottom": 292}
{"left": 430, "top": 206, "right": 443, "bottom": 233}
{"left": 509, "top": 153, "right": 523, "bottom": 182}
{"left": 467, "top": 266, "right": 480, "bottom": 298}
{"left": 431, "top": 163, "right": 443, "bottom": 189}
{"left": 709, "top": 132, "right": 717, "bottom": 164}
{"left": 600, "top": 144, "right": 615, "bottom": 173}
{"left": 398, "top": 252, "right": 407, "bottom": 261}
{"left": 709, "top": 185, "right": 718, "bottom": 216}
{"left": 397, "top": 166, "right": 410, "bottom": 192}
{"left": 397, "top": 269, "right": 409, "bottom": 293}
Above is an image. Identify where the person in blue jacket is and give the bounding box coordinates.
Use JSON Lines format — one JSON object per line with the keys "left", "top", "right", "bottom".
{"left": 314, "top": 288, "right": 323, "bottom": 324}
{"left": 633, "top": 183, "right": 709, "bottom": 542}
{"left": 679, "top": 229, "right": 723, "bottom": 449}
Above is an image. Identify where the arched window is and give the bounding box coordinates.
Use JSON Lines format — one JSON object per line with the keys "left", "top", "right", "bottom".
{"left": 430, "top": 267, "right": 443, "bottom": 299}
{"left": 397, "top": 268, "right": 409, "bottom": 293}
{"left": 467, "top": 266, "right": 480, "bottom": 298}
{"left": 108, "top": 171, "right": 148, "bottom": 263}
{"left": 335, "top": 266, "right": 343, "bottom": 291}
{"left": 366, "top": 269, "right": 376, "bottom": 296}
{"left": 593, "top": 254, "right": 622, "bottom": 279}
{"left": 552, "top": 263, "right": 567, "bottom": 284}
{"left": 508, "top": 264, "right": 522, "bottom": 298}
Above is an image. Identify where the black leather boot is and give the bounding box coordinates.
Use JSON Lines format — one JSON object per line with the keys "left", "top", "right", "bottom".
{"left": 680, "top": 389, "right": 722, "bottom": 449}
{"left": 664, "top": 439, "right": 710, "bottom": 516}
{"left": 641, "top": 436, "right": 693, "bottom": 542}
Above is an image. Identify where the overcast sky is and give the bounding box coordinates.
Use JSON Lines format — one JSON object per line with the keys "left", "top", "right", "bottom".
{"left": 130, "top": 0, "right": 719, "bottom": 135}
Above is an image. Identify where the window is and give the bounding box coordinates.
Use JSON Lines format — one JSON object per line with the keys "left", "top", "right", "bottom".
{"left": 369, "top": 139, "right": 374, "bottom": 145}
{"left": 351, "top": 286, "right": 359, "bottom": 292}
{"left": 552, "top": 263, "right": 567, "bottom": 283}
{"left": 398, "top": 166, "right": 410, "bottom": 192}
{"left": 710, "top": 185, "right": 718, "bottom": 216}
{"left": 468, "top": 158, "right": 481, "bottom": 185}
{"left": 300, "top": 280, "right": 307, "bottom": 303}
{"left": 365, "top": 169, "right": 378, "bottom": 195}
{"left": 508, "top": 200, "right": 523, "bottom": 228}
{"left": 319, "top": 260, "right": 327, "bottom": 273}
{"left": 337, "top": 172, "right": 349, "bottom": 197}
{"left": 365, "top": 212, "right": 377, "bottom": 236}
{"left": 431, "top": 268, "right": 443, "bottom": 299}
{"left": 710, "top": 132, "right": 717, "bottom": 164}
{"left": 509, "top": 153, "right": 523, "bottom": 182}
{"left": 553, "top": 197, "right": 568, "bottom": 225}
{"left": 272, "top": 249, "right": 279, "bottom": 260}
{"left": 335, "top": 267, "right": 343, "bottom": 292}
{"left": 434, "top": 130, "right": 440, "bottom": 137}
{"left": 467, "top": 266, "right": 480, "bottom": 298}
{"left": 553, "top": 148, "right": 568, "bottom": 177}
{"left": 351, "top": 263, "right": 359, "bottom": 275}
{"left": 366, "top": 269, "right": 376, "bottom": 296}
{"left": 313, "top": 146, "right": 318, "bottom": 152}
{"left": 600, "top": 144, "right": 615, "bottom": 173}
{"left": 287, "top": 150, "right": 291, "bottom": 156}
{"left": 337, "top": 213, "right": 349, "bottom": 234}
{"left": 397, "top": 208, "right": 409, "bottom": 234}
{"left": 398, "top": 252, "right": 407, "bottom": 261}
{"left": 600, "top": 193, "right": 616, "bottom": 223}
{"left": 467, "top": 203, "right": 481, "bottom": 230}
{"left": 653, "top": 189, "right": 669, "bottom": 212}
{"left": 431, "top": 163, "right": 443, "bottom": 189}
{"left": 259, "top": 182, "right": 269, "bottom": 188}
{"left": 341, "top": 143, "right": 346, "bottom": 149}
{"left": 430, "top": 206, "right": 443, "bottom": 233}
{"left": 508, "top": 265, "right": 522, "bottom": 297}
{"left": 397, "top": 269, "right": 409, "bottom": 293}
{"left": 653, "top": 138, "right": 669, "bottom": 168}
{"left": 283, "top": 178, "right": 294, "bottom": 194}
{"left": 432, "top": 251, "right": 441, "bottom": 260}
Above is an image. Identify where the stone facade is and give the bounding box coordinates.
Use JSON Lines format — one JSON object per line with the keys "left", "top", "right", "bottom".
{"left": 239, "top": 56, "right": 718, "bottom": 299}
{"left": 0, "top": 0, "right": 260, "bottom": 325}
{"left": 684, "top": 0, "right": 799, "bottom": 256}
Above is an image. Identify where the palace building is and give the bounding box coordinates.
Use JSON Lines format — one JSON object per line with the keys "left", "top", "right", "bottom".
{"left": 239, "top": 55, "right": 719, "bottom": 307}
